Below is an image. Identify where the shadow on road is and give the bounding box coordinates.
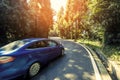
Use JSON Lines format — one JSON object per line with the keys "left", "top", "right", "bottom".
{"left": 31, "top": 40, "right": 96, "bottom": 80}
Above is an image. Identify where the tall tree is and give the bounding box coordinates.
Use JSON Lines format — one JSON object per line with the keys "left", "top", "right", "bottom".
{"left": 57, "top": 7, "right": 66, "bottom": 38}
{"left": 0, "top": 0, "right": 28, "bottom": 44}
{"left": 26, "top": 0, "right": 53, "bottom": 38}
{"left": 88, "top": 0, "right": 120, "bottom": 45}
{"left": 0, "top": 0, "right": 53, "bottom": 46}
{"left": 57, "top": 0, "right": 88, "bottom": 39}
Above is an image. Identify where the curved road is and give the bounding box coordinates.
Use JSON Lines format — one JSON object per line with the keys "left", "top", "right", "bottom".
{"left": 32, "top": 40, "right": 101, "bottom": 80}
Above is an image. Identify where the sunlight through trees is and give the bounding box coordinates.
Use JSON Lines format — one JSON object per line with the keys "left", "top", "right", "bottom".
{"left": 0, "top": 0, "right": 53, "bottom": 46}
{"left": 51, "top": 0, "right": 120, "bottom": 45}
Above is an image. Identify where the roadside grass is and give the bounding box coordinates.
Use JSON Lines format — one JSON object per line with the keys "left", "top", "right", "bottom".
{"left": 77, "top": 39, "right": 120, "bottom": 61}
{"left": 77, "top": 39, "right": 102, "bottom": 49}
{"left": 103, "top": 46, "right": 120, "bottom": 61}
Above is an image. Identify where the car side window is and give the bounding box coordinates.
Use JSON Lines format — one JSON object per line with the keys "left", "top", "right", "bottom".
{"left": 27, "top": 41, "right": 47, "bottom": 49}
{"left": 47, "top": 41, "right": 58, "bottom": 47}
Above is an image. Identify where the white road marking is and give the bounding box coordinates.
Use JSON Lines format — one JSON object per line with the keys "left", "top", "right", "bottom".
{"left": 80, "top": 44, "right": 102, "bottom": 80}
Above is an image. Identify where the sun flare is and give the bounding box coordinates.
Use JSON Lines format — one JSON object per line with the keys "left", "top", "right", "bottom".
{"left": 50, "top": 0, "right": 67, "bottom": 12}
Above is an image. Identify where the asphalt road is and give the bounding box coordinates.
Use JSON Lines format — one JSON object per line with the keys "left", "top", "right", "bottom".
{"left": 31, "top": 40, "right": 100, "bottom": 80}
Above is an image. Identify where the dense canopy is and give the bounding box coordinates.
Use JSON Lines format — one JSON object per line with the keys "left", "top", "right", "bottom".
{"left": 0, "top": 0, "right": 53, "bottom": 46}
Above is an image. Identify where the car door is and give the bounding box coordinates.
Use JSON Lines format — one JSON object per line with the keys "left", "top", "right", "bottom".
{"left": 26, "top": 40, "right": 51, "bottom": 63}
{"left": 45, "top": 40, "right": 61, "bottom": 60}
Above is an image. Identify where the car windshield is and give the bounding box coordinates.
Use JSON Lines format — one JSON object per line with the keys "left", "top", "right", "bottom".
{"left": 0, "top": 40, "right": 28, "bottom": 51}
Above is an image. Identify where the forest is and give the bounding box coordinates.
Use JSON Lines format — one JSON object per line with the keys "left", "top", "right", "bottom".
{"left": 53, "top": 0, "right": 120, "bottom": 46}
{"left": 0, "top": 0, "right": 53, "bottom": 46}
{"left": 0, "top": 0, "right": 120, "bottom": 47}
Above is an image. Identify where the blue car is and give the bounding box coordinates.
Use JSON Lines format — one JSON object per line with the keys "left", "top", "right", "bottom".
{"left": 0, "top": 38, "right": 64, "bottom": 80}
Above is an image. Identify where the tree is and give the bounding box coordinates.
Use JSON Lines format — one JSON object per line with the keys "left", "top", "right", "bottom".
{"left": 0, "top": 0, "right": 53, "bottom": 46}
{"left": 27, "top": 0, "right": 53, "bottom": 38}
{"left": 88, "top": 0, "right": 120, "bottom": 45}
{"left": 57, "top": 0, "right": 88, "bottom": 39}
{"left": 0, "top": 0, "right": 29, "bottom": 45}
{"left": 57, "top": 7, "right": 67, "bottom": 38}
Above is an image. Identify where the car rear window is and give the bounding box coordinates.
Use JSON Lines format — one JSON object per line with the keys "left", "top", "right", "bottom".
{"left": 0, "top": 40, "right": 28, "bottom": 51}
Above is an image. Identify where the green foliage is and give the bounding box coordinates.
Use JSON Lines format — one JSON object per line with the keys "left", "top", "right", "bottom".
{"left": 56, "top": 0, "right": 88, "bottom": 39}
{"left": 88, "top": 0, "right": 120, "bottom": 45}
{"left": 0, "top": 0, "right": 28, "bottom": 45}
{"left": 0, "top": 0, "right": 53, "bottom": 46}
{"left": 77, "top": 39, "right": 102, "bottom": 49}
{"left": 78, "top": 39, "right": 120, "bottom": 61}
{"left": 102, "top": 45, "right": 120, "bottom": 61}
{"left": 54, "top": 0, "right": 120, "bottom": 60}
{"left": 55, "top": 0, "right": 120, "bottom": 46}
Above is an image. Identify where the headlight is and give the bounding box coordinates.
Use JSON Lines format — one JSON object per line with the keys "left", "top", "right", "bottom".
{"left": 0, "top": 56, "right": 15, "bottom": 64}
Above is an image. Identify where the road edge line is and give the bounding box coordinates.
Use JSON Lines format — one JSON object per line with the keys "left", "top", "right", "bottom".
{"left": 80, "top": 44, "right": 102, "bottom": 80}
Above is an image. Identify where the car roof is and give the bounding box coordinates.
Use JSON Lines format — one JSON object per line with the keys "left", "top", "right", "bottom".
{"left": 22, "top": 38, "right": 49, "bottom": 42}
